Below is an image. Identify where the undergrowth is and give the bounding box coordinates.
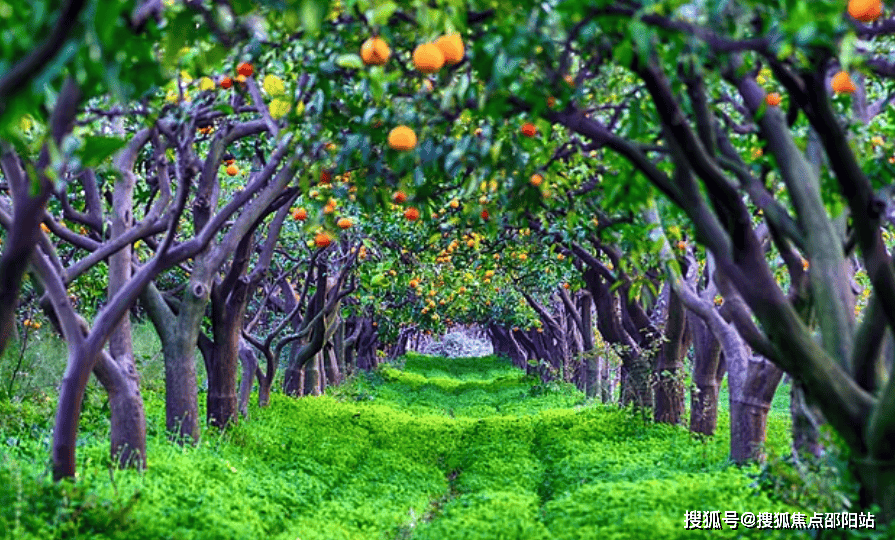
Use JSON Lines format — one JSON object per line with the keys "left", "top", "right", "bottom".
{"left": 0, "top": 351, "right": 888, "bottom": 539}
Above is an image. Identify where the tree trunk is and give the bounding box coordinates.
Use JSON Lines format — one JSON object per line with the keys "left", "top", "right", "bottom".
{"left": 729, "top": 356, "right": 783, "bottom": 463}
{"left": 324, "top": 345, "right": 341, "bottom": 387}
{"left": 791, "top": 380, "right": 825, "bottom": 459}
{"left": 165, "top": 278, "right": 206, "bottom": 442}
{"left": 578, "top": 293, "right": 600, "bottom": 398}
{"left": 303, "top": 353, "right": 322, "bottom": 395}
{"left": 206, "top": 278, "right": 248, "bottom": 429}
{"left": 619, "top": 351, "right": 653, "bottom": 408}
{"left": 140, "top": 281, "right": 201, "bottom": 443}
{"left": 654, "top": 288, "right": 689, "bottom": 424}
{"left": 238, "top": 340, "right": 257, "bottom": 418}
{"left": 689, "top": 311, "right": 725, "bottom": 435}
{"left": 93, "top": 352, "right": 146, "bottom": 469}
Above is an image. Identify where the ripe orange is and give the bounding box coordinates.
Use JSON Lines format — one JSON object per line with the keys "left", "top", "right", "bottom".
{"left": 413, "top": 43, "right": 445, "bottom": 74}
{"left": 434, "top": 34, "right": 464, "bottom": 65}
{"left": 404, "top": 207, "right": 420, "bottom": 221}
{"left": 237, "top": 62, "right": 254, "bottom": 77}
{"left": 388, "top": 125, "right": 417, "bottom": 151}
{"left": 530, "top": 174, "right": 543, "bottom": 187}
{"left": 547, "top": 96, "right": 556, "bottom": 108}
{"left": 360, "top": 37, "right": 391, "bottom": 66}
{"left": 765, "top": 92, "right": 782, "bottom": 106}
{"left": 323, "top": 203, "right": 335, "bottom": 214}
{"left": 521, "top": 122, "right": 537, "bottom": 137}
{"left": 848, "top": 0, "right": 883, "bottom": 22}
{"left": 449, "top": 199, "right": 459, "bottom": 209}
{"left": 393, "top": 191, "right": 408, "bottom": 204}
{"left": 337, "top": 217, "right": 353, "bottom": 229}
{"left": 293, "top": 207, "right": 308, "bottom": 221}
{"left": 409, "top": 279, "right": 419, "bottom": 289}
{"left": 677, "top": 240, "right": 687, "bottom": 250}
{"left": 220, "top": 77, "right": 233, "bottom": 89}
{"left": 320, "top": 170, "right": 332, "bottom": 184}
{"left": 224, "top": 158, "right": 235, "bottom": 166}
{"left": 831, "top": 71, "right": 857, "bottom": 94}
{"left": 226, "top": 164, "right": 239, "bottom": 176}
{"left": 314, "top": 232, "right": 332, "bottom": 248}
{"left": 481, "top": 209, "right": 489, "bottom": 220}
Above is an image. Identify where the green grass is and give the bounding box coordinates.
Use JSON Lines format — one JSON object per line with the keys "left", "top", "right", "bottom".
{"left": 0, "top": 350, "right": 886, "bottom": 539}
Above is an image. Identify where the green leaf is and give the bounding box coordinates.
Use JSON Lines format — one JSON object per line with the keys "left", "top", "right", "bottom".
{"left": 370, "top": 2, "right": 397, "bottom": 26}
{"left": 300, "top": 0, "right": 329, "bottom": 35}
{"left": 335, "top": 54, "right": 363, "bottom": 69}
{"left": 80, "top": 135, "right": 127, "bottom": 167}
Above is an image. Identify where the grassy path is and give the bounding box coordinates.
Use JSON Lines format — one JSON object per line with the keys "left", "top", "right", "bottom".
{"left": 2, "top": 353, "right": 819, "bottom": 539}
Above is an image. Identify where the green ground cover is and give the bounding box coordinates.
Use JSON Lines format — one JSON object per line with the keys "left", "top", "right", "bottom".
{"left": 0, "top": 351, "right": 884, "bottom": 539}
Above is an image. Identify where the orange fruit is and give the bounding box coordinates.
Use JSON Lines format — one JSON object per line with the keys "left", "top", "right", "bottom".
{"left": 677, "top": 240, "right": 687, "bottom": 250}
{"left": 393, "top": 191, "right": 408, "bottom": 204}
{"left": 831, "top": 71, "right": 857, "bottom": 94}
{"left": 404, "top": 207, "right": 420, "bottom": 221}
{"left": 337, "top": 217, "right": 353, "bottom": 229}
{"left": 848, "top": 0, "right": 883, "bottom": 22}
{"left": 224, "top": 158, "right": 235, "bottom": 166}
{"left": 237, "top": 62, "right": 254, "bottom": 77}
{"left": 320, "top": 170, "right": 332, "bottom": 184}
{"left": 388, "top": 125, "right": 417, "bottom": 151}
{"left": 220, "top": 77, "right": 233, "bottom": 89}
{"left": 293, "top": 208, "right": 308, "bottom": 221}
{"left": 481, "top": 209, "right": 489, "bottom": 220}
{"left": 360, "top": 37, "right": 391, "bottom": 66}
{"left": 765, "top": 92, "right": 782, "bottom": 106}
{"left": 547, "top": 96, "right": 556, "bottom": 108}
{"left": 564, "top": 74, "right": 575, "bottom": 87}
{"left": 413, "top": 43, "right": 445, "bottom": 74}
{"left": 530, "top": 174, "right": 543, "bottom": 186}
{"left": 226, "top": 164, "right": 239, "bottom": 176}
{"left": 434, "top": 34, "right": 464, "bottom": 65}
{"left": 449, "top": 199, "right": 459, "bottom": 209}
{"left": 323, "top": 203, "right": 335, "bottom": 214}
{"left": 521, "top": 122, "right": 537, "bottom": 137}
{"left": 314, "top": 233, "right": 332, "bottom": 248}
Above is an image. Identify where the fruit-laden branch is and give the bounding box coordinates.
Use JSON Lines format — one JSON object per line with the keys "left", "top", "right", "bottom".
{"left": 0, "top": 0, "right": 87, "bottom": 114}
{"left": 789, "top": 64, "right": 895, "bottom": 377}
{"left": 192, "top": 120, "right": 268, "bottom": 232}
{"left": 725, "top": 54, "right": 856, "bottom": 367}
{"left": 245, "top": 77, "right": 280, "bottom": 138}
{"left": 772, "top": 61, "right": 895, "bottom": 456}
{"left": 511, "top": 95, "right": 689, "bottom": 211}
